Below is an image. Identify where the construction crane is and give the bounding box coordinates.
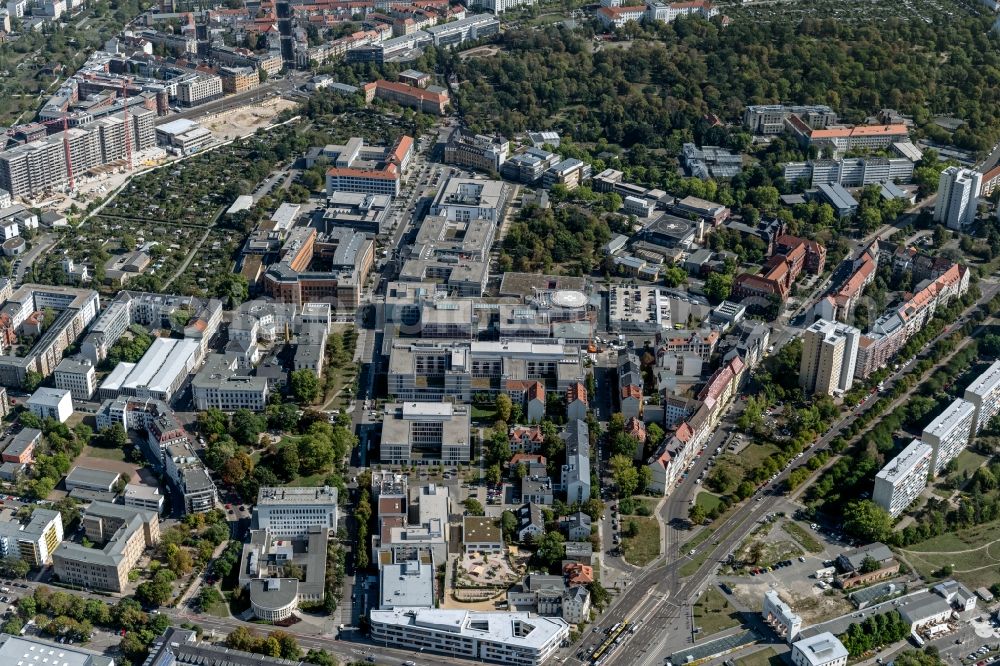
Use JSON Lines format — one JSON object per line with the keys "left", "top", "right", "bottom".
{"left": 5, "top": 115, "right": 76, "bottom": 190}
{"left": 121, "top": 77, "right": 133, "bottom": 171}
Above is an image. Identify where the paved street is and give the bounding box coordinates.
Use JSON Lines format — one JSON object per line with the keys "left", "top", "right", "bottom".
{"left": 564, "top": 279, "right": 1000, "bottom": 666}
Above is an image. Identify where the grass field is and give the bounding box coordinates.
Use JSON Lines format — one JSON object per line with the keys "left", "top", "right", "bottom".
{"left": 679, "top": 547, "right": 712, "bottom": 577}
{"left": 901, "top": 519, "right": 1000, "bottom": 589}
{"left": 692, "top": 588, "right": 741, "bottom": 635}
{"left": 621, "top": 516, "right": 660, "bottom": 566}
{"left": 735, "top": 647, "right": 781, "bottom": 666}
{"left": 83, "top": 445, "right": 126, "bottom": 462}
{"left": 696, "top": 492, "right": 723, "bottom": 514}
{"left": 782, "top": 521, "right": 824, "bottom": 553}
{"left": 947, "top": 450, "right": 988, "bottom": 485}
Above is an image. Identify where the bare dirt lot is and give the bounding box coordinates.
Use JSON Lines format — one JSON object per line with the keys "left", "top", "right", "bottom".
{"left": 202, "top": 98, "right": 297, "bottom": 140}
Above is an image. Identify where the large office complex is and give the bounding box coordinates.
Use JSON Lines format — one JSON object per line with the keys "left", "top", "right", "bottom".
{"left": 53, "top": 502, "right": 160, "bottom": 592}
{"left": 873, "top": 439, "right": 933, "bottom": 518}
{"left": 743, "top": 104, "right": 839, "bottom": 135}
{"left": 429, "top": 177, "right": 510, "bottom": 224}
{"left": 935, "top": 167, "right": 982, "bottom": 230}
{"left": 0, "top": 634, "right": 115, "bottom": 666}
{"left": 964, "top": 359, "right": 1000, "bottom": 433}
{"left": 0, "top": 109, "right": 156, "bottom": 198}
{"left": 366, "top": 80, "right": 449, "bottom": 116}
{"left": 97, "top": 336, "right": 201, "bottom": 403}
{"left": 921, "top": 398, "right": 975, "bottom": 476}
{"left": 782, "top": 157, "right": 914, "bottom": 188}
{"left": 191, "top": 353, "right": 270, "bottom": 411}
{"left": 255, "top": 486, "right": 339, "bottom": 538}
{"left": 381, "top": 402, "right": 472, "bottom": 466}
{"left": 79, "top": 291, "right": 221, "bottom": 366}
{"left": 799, "top": 319, "right": 860, "bottom": 396}
{"left": 322, "top": 136, "right": 413, "bottom": 197}
{"left": 164, "top": 442, "right": 218, "bottom": 514}
{"left": 369, "top": 609, "right": 569, "bottom": 666}
{"left": 444, "top": 129, "right": 509, "bottom": 173}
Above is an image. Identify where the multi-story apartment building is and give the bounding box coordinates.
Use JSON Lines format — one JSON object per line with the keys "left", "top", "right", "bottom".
{"left": 873, "top": 439, "right": 932, "bottom": 518}
{"left": 964, "top": 359, "right": 1000, "bottom": 434}
{"left": 175, "top": 74, "right": 224, "bottom": 107}
{"left": 381, "top": 402, "right": 471, "bottom": 465}
{"left": 921, "top": 398, "right": 975, "bottom": 476}
{"left": 219, "top": 66, "right": 260, "bottom": 94}
{"left": 255, "top": 486, "right": 338, "bottom": 538}
{"left": 0, "top": 509, "right": 62, "bottom": 566}
{"left": 855, "top": 263, "right": 969, "bottom": 378}
{"left": 0, "top": 285, "right": 99, "bottom": 387}
{"left": 53, "top": 502, "right": 160, "bottom": 592}
{"left": 369, "top": 609, "right": 568, "bottom": 666}
{"left": 191, "top": 353, "right": 269, "bottom": 411}
{"left": 53, "top": 356, "right": 97, "bottom": 401}
{"left": 799, "top": 319, "right": 860, "bottom": 396}
{"left": 478, "top": 0, "right": 536, "bottom": 13}
{"left": 561, "top": 419, "right": 590, "bottom": 504}
{"left": 935, "top": 167, "right": 982, "bottom": 230}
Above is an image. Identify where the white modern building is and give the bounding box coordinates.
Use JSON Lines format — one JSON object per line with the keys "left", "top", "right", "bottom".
{"left": 873, "top": 439, "right": 933, "bottom": 518}
{"left": 799, "top": 318, "right": 860, "bottom": 396}
{"left": 429, "top": 177, "right": 509, "bottom": 224}
{"left": 369, "top": 609, "right": 568, "bottom": 666}
{"left": 935, "top": 167, "right": 982, "bottom": 230}
{"left": 53, "top": 357, "right": 97, "bottom": 401}
{"left": 964, "top": 359, "right": 1000, "bottom": 434}
{"left": 790, "top": 632, "right": 849, "bottom": 666}
{"left": 921, "top": 398, "right": 975, "bottom": 476}
{"left": 381, "top": 402, "right": 471, "bottom": 466}
{"left": 191, "top": 353, "right": 270, "bottom": 411}
{"left": 26, "top": 387, "right": 73, "bottom": 423}
{"left": 255, "top": 486, "right": 338, "bottom": 538}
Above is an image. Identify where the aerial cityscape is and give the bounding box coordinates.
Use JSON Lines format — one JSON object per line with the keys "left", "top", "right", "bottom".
{"left": 0, "top": 0, "right": 1000, "bottom": 666}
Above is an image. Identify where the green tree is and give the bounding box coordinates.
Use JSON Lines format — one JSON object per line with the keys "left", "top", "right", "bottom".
{"left": 495, "top": 394, "right": 513, "bottom": 423}
{"left": 278, "top": 444, "right": 300, "bottom": 480}
{"left": 463, "top": 498, "right": 485, "bottom": 516}
{"left": 290, "top": 370, "right": 321, "bottom": 404}
{"left": 843, "top": 500, "right": 893, "bottom": 543}
{"left": 610, "top": 454, "right": 639, "bottom": 497}
{"left": 688, "top": 503, "right": 706, "bottom": 525}
{"left": 704, "top": 272, "right": 733, "bottom": 304}
{"left": 533, "top": 531, "right": 565, "bottom": 569}
{"left": 231, "top": 409, "right": 265, "bottom": 447}
{"left": 23, "top": 371, "right": 43, "bottom": 392}
{"left": 486, "top": 463, "right": 502, "bottom": 486}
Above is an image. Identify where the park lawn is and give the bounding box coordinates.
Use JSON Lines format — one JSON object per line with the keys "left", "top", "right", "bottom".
{"left": 735, "top": 647, "right": 781, "bottom": 666}
{"left": 471, "top": 405, "right": 498, "bottom": 422}
{"left": 782, "top": 521, "right": 823, "bottom": 553}
{"left": 696, "top": 492, "right": 723, "bottom": 514}
{"left": 949, "top": 449, "right": 988, "bottom": 482}
{"left": 204, "top": 599, "right": 229, "bottom": 618}
{"left": 722, "top": 442, "right": 780, "bottom": 474}
{"left": 82, "top": 446, "right": 126, "bottom": 462}
{"left": 621, "top": 516, "right": 660, "bottom": 566}
{"left": 901, "top": 519, "right": 1000, "bottom": 589}
{"left": 287, "top": 472, "right": 332, "bottom": 487}
{"left": 692, "top": 588, "right": 740, "bottom": 636}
